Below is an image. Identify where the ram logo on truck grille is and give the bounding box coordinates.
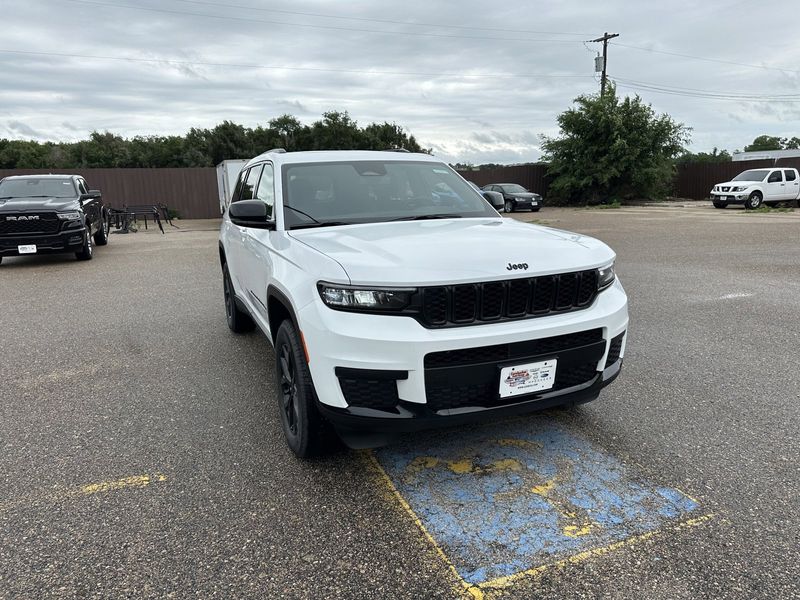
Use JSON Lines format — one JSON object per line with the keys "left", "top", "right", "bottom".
{"left": 5, "top": 215, "right": 40, "bottom": 221}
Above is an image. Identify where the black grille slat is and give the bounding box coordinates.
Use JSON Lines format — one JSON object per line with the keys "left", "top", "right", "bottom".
{"left": 481, "top": 282, "right": 504, "bottom": 320}
{"left": 422, "top": 287, "right": 448, "bottom": 325}
{"left": 452, "top": 285, "right": 477, "bottom": 323}
{"left": 507, "top": 279, "right": 530, "bottom": 317}
{"left": 0, "top": 213, "right": 61, "bottom": 235}
{"left": 555, "top": 273, "right": 579, "bottom": 309}
{"left": 532, "top": 276, "right": 556, "bottom": 313}
{"left": 577, "top": 270, "right": 598, "bottom": 305}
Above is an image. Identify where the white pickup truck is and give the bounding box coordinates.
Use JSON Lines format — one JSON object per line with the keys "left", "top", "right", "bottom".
{"left": 710, "top": 167, "right": 800, "bottom": 209}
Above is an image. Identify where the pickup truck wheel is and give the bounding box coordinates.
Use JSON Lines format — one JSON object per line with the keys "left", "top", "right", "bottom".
{"left": 745, "top": 192, "right": 763, "bottom": 210}
{"left": 93, "top": 214, "right": 109, "bottom": 245}
{"left": 222, "top": 263, "right": 255, "bottom": 333}
{"left": 75, "top": 227, "right": 93, "bottom": 261}
{"left": 275, "top": 320, "right": 337, "bottom": 458}
{"left": 713, "top": 201, "right": 727, "bottom": 209}
{"left": 504, "top": 200, "right": 514, "bottom": 213}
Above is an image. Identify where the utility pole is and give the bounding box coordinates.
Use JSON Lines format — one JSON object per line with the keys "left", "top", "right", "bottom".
{"left": 590, "top": 32, "right": 619, "bottom": 96}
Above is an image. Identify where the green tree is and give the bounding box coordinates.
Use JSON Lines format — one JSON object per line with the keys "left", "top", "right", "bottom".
{"left": 676, "top": 147, "right": 732, "bottom": 164}
{"left": 743, "top": 135, "right": 783, "bottom": 152}
{"left": 541, "top": 86, "right": 690, "bottom": 203}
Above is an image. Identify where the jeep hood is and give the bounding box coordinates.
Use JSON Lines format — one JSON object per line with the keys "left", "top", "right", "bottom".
{"left": 289, "top": 218, "right": 615, "bottom": 286}
{"left": 0, "top": 197, "right": 80, "bottom": 212}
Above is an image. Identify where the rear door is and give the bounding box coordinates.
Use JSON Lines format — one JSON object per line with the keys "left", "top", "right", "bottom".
{"left": 783, "top": 169, "right": 799, "bottom": 199}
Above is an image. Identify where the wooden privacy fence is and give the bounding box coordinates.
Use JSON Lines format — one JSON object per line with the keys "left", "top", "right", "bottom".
{"left": 4, "top": 158, "right": 800, "bottom": 217}
{"left": 459, "top": 157, "right": 800, "bottom": 200}
{"left": 0, "top": 168, "right": 220, "bottom": 219}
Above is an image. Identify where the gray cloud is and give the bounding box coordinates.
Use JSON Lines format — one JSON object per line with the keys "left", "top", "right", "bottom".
{"left": 2, "top": 0, "right": 799, "bottom": 163}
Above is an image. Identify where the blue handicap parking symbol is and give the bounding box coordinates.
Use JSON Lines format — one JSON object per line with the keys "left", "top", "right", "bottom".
{"left": 374, "top": 419, "right": 700, "bottom": 586}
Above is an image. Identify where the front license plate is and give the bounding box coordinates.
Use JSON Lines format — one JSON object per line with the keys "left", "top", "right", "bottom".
{"left": 18, "top": 244, "right": 37, "bottom": 254}
{"left": 499, "top": 359, "right": 557, "bottom": 398}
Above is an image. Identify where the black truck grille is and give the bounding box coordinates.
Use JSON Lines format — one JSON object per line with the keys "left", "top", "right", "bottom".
{"left": 420, "top": 270, "right": 599, "bottom": 328}
{"left": 0, "top": 213, "right": 61, "bottom": 235}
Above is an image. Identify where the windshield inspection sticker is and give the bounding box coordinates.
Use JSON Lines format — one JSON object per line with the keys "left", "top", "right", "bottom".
{"left": 373, "top": 420, "right": 709, "bottom": 594}
{"left": 499, "top": 359, "right": 556, "bottom": 398}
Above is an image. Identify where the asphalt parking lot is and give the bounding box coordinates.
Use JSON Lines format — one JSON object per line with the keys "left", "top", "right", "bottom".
{"left": 1, "top": 205, "right": 798, "bottom": 599}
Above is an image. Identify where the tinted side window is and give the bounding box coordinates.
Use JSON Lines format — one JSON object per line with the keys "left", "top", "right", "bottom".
{"left": 784, "top": 169, "right": 797, "bottom": 181}
{"left": 768, "top": 170, "right": 783, "bottom": 183}
{"left": 255, "top": 163, "right": 275, "bottom": 218}
{"left": 241, "top": 165, "right": 263, "bottom": 200}
{"left": 231, "top": 169, "right": 247, "bottom": 203}
{"left": 77, "top": 180, "right": 88, "bottom": 195}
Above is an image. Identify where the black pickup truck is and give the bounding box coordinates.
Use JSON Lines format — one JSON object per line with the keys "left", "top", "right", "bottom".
{"left": 0, "top": 174, "right": 110, "bottom": 264}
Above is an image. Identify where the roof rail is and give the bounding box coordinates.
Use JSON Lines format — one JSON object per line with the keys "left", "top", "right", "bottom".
{"left": 384, "top": 147, "right": 410, "bottom": 153}
{"left": 266, "top": 148, "right": 287, "bottom": 153}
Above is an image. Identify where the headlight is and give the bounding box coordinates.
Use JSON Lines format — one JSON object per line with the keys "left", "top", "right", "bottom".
{"left": 318, "top": 283, "right": 416, "bottom": 312}
{"left": 598, "top": 262, "right": 616, "bottom": 291}
{"left": 57, "top": 211, "right": 82, "bottom": 221}
{"left": 731, "top": 186, "right": 748, "bottom": 192}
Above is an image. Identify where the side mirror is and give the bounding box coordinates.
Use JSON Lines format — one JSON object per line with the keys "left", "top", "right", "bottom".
{"left": 229, "top": 200, "right": 275, "bottom": 229}
{"left": 89, "top": 189, "right": 102, "bottom": 198}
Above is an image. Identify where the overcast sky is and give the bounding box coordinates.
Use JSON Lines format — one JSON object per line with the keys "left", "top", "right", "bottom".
{"left": 2, "top": 0, "right": 799, "bottom": 164}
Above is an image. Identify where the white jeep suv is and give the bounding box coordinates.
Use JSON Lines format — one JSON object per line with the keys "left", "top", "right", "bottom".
{"left": 219, "top": 150, "right": 628, "bottom": 457}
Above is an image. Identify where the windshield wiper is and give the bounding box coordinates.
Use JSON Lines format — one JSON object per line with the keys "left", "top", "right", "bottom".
{"left": 284, "top": 204, "right": 321, "bottom": 223}
{"left": 291, "top": 221, "right": 351, "bottom": 230}
{"left": 388, "top": 213, "right": 464, "bottom": 222}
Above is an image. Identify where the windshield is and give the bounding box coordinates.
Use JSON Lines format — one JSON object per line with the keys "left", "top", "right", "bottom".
{"left": 500, "top": 184, "right": 528, "bottom": 193}
{"left": 732, "top": 170, "right": 769, "bottom": 182}
{"left": 281, "top": 161, "right": 498, "bottom": 229}
{"left": 0, "top": 178, "right": 76, "bottom": 198}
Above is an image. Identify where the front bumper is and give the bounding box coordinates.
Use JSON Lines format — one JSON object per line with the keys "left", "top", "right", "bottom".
{"left": 300, "top": 278, "right": 628, "bottom": 428}
{"left": 0, "top": 227, "right": 86, "bottom": 256}
{"left": 710, "top": 192, "right": 747, "bottom": 204}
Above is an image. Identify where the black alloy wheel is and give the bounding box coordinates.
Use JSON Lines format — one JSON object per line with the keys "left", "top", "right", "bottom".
{"left": 504, "top": 200, "right": 514, "bottom": 213}
{"left": 274, "top": 320, "right": 337, "bottom": 458}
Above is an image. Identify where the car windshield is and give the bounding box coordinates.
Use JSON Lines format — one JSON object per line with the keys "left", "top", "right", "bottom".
{"left": 281, "top": 161, "right": 497, "bottom": 229}
{"left": 732, "top": 170, "right": 769, "bottom": 182}
{"left": 500, "top": 184, "right": 528, "bottom": 193}
{"left": 0, "top": 178, "right": 76, "bottom": 198}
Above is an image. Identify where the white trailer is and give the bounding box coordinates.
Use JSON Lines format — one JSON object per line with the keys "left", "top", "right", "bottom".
{"left": 216, "top": 159, "right": 248, "bottom": 214}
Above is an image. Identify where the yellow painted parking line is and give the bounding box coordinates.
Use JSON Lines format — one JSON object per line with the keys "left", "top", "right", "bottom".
{"left": 0, "top": 473, "right": 168, "bottom": 513}
{"left": 77, "top": 473, "right": 167, "bottom": 496}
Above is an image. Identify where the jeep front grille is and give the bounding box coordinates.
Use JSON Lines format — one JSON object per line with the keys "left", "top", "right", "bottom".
{"left": 419, "top": 270, "right": 599, "bottom": 328}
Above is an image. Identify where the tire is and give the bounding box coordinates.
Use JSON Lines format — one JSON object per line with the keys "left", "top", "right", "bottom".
{"left": 504, "top": 200, "right": 514, "bottom": 213}
{"left": 93, "top": 213, "right": 109, "bottom": 245}
{"left": 713, "top": 202, "right": 727, "bottom": 209}
{"left": 275, "top": 320, "right": 337, "bottom": 458}
{"left": 744, "top": 192, "right": 763, "bottom": 210}
{"left": 75, "top": 227, "right": 93, "bottom": 260}
{"left": 222, "top": 263, "right": 255, "bottom": 333}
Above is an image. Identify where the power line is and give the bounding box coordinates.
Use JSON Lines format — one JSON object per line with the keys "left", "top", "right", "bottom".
{"left": 0, "top": 48, "right": 595, "bottom": 81}
{"left": 611, "top": 78, "right": 800, "bottom": 102}
{"left": 611, "top": 41, "right": 800, "bottom": 75}
{"left": 169, "top": 0, "right": 594, "bottom": 38}
{"left": 62, "top": 0, "right": 586, "bottom": 44}
{"left": 613, "top": 76, "right": 800, "bottom": 99}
